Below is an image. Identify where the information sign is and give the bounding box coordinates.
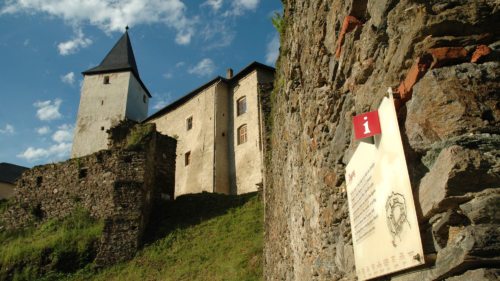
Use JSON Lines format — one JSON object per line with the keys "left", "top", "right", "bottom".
{"left": 346, "top": 94, "right": 424, "bottom": 280}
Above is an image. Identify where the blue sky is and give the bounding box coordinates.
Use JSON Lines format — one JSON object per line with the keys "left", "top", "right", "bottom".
{"left": 0, "top": 0, "right": 282, "bottom": 167}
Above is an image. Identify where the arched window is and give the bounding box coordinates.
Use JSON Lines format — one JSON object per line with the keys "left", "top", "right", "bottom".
{"left": 237, "top": 124, "right": 247, "bottom": 145}
{"left": 237, "top": 96, "right": 247, "bottom": 116}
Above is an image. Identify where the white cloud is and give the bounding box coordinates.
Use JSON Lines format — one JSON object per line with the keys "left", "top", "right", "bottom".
{"left": 23, "top": 39, "right": 30, "bottom": 46}
{"left": 152, "top": 92, "right": 173, "bottom": 110}
{"left": 58, "top": 29, "right": 92, "bottom": 55}
{"left": 1, "top": 0, "right": 196, "bottom": 46}
{"left": 34, "top": 99, "right": 62, "bottom": 121}
{"left": 0, "top": 124, "right": 15, "bottom": 135}
{"left": 175, "top": 61, "right": 185, "bottom": 68}
{"left": 188, "top": 58, "right": 216, "bottom": 77}
{"left": 61, "top": 71, "right": 75, "bottom": 85}
{"left": 200, "top": 20, "right": 235, "bottom": 49}
{"left": 163, "top": 72, "right": 173, "bottom": 79}
{"left": 52, "top": 124, "right": 74, "bottom": 143}
{"left": 266, "top": 33, "right": 279, "bottom": 65}
{"left": 36, "top": 126, "right": 51, "bottom": 135}
{"left": 226, "top": 0, "right": 259, "bottom": 16}
{"left": 202, "top": 0, "right": 223, "bottom": 11}
{"left": 17, "top": 142, "right": 72, "bottom": 162}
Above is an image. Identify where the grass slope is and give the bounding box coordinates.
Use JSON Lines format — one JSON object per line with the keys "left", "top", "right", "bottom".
{"left": 68, "top": 192, "right": 264, "bottom": 281}
{"left": 0, "top": 207, "right": 103, "bottom": 281}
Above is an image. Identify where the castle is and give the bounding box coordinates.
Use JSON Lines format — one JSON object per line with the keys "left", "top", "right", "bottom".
{"left": 72, "top": 29, "right": 275, "bottom": 198}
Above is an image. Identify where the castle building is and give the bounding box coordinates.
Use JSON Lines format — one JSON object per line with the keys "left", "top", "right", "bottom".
{"left": 71, "top": 29, "right": 151, "bottom": 158}
{"left": 71, "top": 30, "right": 274, "bottom": 198}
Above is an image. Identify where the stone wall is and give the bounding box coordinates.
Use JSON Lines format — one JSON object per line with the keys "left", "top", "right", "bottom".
{"left": 2, "top": 122, "right": 176, "bottom": 264}
{"left": 265, "top": 1, "right": 499, "bottom": 280}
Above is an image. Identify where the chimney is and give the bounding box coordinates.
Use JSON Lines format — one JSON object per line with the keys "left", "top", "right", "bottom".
{"left": 226, "top": 68, "right": 234, "bottom": 79}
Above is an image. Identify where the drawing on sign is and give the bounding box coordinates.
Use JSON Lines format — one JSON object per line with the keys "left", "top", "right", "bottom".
{"left": 385, "top": 192, "right": 410, "bottom": 247}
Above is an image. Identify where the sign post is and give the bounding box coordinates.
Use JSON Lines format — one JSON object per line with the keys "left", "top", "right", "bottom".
{"left": 346, "top": 93, "right": 424, "bottom": 280}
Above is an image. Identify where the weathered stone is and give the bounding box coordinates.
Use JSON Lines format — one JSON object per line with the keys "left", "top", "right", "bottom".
{"left": 405, "top": 62, "right": 500, "bottom": 152}
{"left": 445, "top": 268, "right": 500, "bottom": 281}
{"left": 460, "top": 188, "right": 500, "bottom": 224}
{"left": 265, "top": 0, "right": 500, "bottom": 280}
{"left": 418, "top": 145, "right": 499, "bottom": 218}
{"left": 431, "top": 210, "right": 470, "bottom": 250}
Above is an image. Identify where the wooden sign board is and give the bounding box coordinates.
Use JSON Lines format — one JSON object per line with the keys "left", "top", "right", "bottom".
{"left": 345, "top": 94, "right": 424, "bottom": 280}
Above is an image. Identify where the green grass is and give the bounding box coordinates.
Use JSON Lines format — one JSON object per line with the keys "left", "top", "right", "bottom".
{"left": 0, "top": 208, "right": 103, "bottom": 281}
{"left": 125, "top": 123, "right": 155, "bottom": 150}
{"left": 65, "top": 193, "right": 264, "bottom": 281}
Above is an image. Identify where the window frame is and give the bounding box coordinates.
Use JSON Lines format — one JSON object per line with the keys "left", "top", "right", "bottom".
{"left": 237, "top": 96, "right": 247, "bottom": 116}
{"left": 237, "top": 124, "right": 248, "bottom": 145}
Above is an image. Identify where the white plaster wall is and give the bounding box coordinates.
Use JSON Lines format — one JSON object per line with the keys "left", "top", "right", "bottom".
{"left": 148, "top": 84, "right": 218, "bottom": 198}
{"left": 0, "top": 182, "right": 14, "bottom": 199}
{"left": 71, "top": 72, "right": 130, "bottom": 158}
{"left": 126, "top": 75, "right": 149, "bottom": 121}
{"left": 230, "top": 71, "right": 264, "bottom": 194}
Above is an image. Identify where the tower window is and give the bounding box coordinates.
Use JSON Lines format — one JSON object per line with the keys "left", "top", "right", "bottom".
{"left": 237, "top": 96, "right": 247, "bottom": 116}
{"left": 185, "top": 151, "right": 191, "bottom": 166}
{"left": 186, "top": 116, "right": 193, "bottom": 131}
{"left": 103, "top": 76, "right": 110, "bottom": 84}
{"left": 143, "top": 95, "right": 147, "bottom": 103}
{"left": 237, "top": 124, "right": 247, "bottom": 145}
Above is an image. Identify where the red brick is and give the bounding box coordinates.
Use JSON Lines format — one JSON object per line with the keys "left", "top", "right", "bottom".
{"left": 471, "top": 45, "right": 492, "bottom": 63}
{"left": 428, "top": 47, "right": 468, "bottom": 68}
{"left": 335, "top": 16, "right": 362, "bottom": 58}
{"left": 394, "top": 56, "right": 431, "bottom": 104}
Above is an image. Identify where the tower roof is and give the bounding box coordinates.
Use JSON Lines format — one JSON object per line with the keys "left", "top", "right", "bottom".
{"left": 82, "top": 29, "right": 151, "bottom": 97}
{"left": 83, "top": 30, "right": 139, "bottom": 77}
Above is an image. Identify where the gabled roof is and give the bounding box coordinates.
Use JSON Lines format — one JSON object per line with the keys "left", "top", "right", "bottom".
{"left": 143, "top": 61, "right": 275, "bottom": 122}
{"left": 82, "top": 30, "right": 151, "bottom": 97}
{"left": 0, "top": 163, "right": 28, "bottom": 184}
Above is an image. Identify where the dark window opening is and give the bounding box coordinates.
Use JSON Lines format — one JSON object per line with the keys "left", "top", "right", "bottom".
{"left": 237, "top": 96, "right": 247, "bottom": 116}
{"left": 101, "top": 126, "right": 105, "bottom": 131}
{"left": 185, "top": 151, "right": 191, "bottom": 166}
{"left": 186, "top": 116, "right": 193, "bottom": 131}
{"left": 143, "top": 95, "right": 147, "bottom": 103}
{"left": 101, "top": 100, "right": 104, "bottom": 106}
{"left": 36, "top": 176, "right": 43, "bottom": 187}
{"left": 79, "top": 168, "right": 88, "bottom": 179}
{"left": 103, "top": 76, "right": 110, "bottom": 84}
{"left": 31, "top": 204, "right": 44, "bottom": 220}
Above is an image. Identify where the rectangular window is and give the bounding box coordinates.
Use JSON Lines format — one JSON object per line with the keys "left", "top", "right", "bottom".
{"left": 237, "top": 124, "right": 247, "bottom": 145}
{"left": 237, "top": 96, "right": 247, "bottom": 116}
{"left": 185, "top": 151, "right": 191, "bottom": 166}
{"left": 103, "top": 76, "right": 110, "bottom": 84}
{"left": 186, "top": 116, "right": 193, "bottom": 130}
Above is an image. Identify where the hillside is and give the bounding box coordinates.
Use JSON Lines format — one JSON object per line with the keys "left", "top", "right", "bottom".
{"left": 0, "top": 192, "right": 264, "bottom": 281}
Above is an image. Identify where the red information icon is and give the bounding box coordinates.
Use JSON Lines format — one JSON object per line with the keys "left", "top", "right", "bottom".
{"left": 352, "top": 111, "right": 382, "bottom": 140}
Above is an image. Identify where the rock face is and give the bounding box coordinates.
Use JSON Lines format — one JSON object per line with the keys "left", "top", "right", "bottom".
{"left": 264, "top": 0, "right": 499, "bottom": 280}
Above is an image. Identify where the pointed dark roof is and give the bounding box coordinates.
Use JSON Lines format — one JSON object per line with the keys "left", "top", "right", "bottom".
{"left": 83, "top": 30, "right": 139, "bottom": 77}
{"left": 82, "top": 30, "right": 151, "bottom": 97}
{"left": 0, "top": 163, "right": 28, "bottom": 184}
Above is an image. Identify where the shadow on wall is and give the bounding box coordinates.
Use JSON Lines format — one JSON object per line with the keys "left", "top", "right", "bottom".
{"left": 143, "top": 191, "right": 257, "bottom": 244}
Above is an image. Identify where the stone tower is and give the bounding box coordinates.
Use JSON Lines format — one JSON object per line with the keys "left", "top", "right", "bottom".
{"left": 71, "top": 29, "right": 151, "bottom": 158}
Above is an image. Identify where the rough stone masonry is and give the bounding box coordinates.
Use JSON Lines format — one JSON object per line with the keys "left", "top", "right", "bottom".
{"left": 264, "top": 0, "right": 499, "bottom": 280}
{"left": 2, "top": 122, "right": 176, "bottom": 265}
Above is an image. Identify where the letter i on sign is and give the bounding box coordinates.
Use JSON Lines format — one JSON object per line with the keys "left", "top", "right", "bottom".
{"left": 353, "top": 111, "right": 382, "bottom": 140}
